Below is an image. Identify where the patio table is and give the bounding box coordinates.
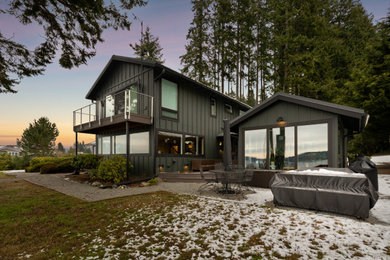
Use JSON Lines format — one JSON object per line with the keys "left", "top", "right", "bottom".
{"left": 211, "top": 169, "right": 245, "bottom": 193}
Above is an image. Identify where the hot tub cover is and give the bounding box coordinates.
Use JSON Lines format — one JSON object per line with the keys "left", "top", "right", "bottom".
{"left": 270, "top": 168, "right": 378, "bottom": 218}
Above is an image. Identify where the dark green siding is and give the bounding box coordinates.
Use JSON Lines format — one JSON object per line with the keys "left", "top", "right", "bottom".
{"left": 90, "top": 60, "right": 249, "bottom": 176}
{"left": 154, "top": 76, "right": 244, "bottom": 173}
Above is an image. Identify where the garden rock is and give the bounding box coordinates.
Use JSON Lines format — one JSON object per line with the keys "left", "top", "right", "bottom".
{"left": 91, "top": 181, "right": 101, "bottom": 187}
{"left": 140, "top": 182, "right": 151, "bottom": 187}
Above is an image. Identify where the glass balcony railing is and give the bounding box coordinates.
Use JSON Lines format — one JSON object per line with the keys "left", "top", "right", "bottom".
{"left": 73, "top": 90, "right": 154, "bottom": 127}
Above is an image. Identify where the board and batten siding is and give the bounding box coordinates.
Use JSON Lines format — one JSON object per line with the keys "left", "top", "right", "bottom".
{"left": 237, "top": 101, "right": 339, "bottom": 168}
{"left": 91, "top": 61, "right": 156, "bottom": 178}
{"left": 154, "top": 76, "right": 242, "bottom": 173}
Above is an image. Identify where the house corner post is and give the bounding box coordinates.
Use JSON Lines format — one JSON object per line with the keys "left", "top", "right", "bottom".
{"left": 73, "top": 131, "right": 80, "bottom": 175}
{"left": 126, "top": 121, "right": 130, "bottom": 180}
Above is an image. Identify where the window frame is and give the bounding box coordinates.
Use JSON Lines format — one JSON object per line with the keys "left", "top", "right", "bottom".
{"left": 160, "top": 78, "right": 179, "bottom": 121}
{"left": 210, "top": 98, "right": 217, "bottom": 117}
{"left": 129, "top": 131, "right": 151, "bottom": 155}
{"left": 224, "top": 103, "right": 233, "bottom": 114}
{"left": 156, "top": 129, "right": 206, "bottom": 157}
{"left": 242, "top": 119, "right": 332, "bottom": 170}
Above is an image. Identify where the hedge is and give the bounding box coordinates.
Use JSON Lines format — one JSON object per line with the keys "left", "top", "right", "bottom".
{"left": 26, "top": 157, "right": 74, "bottom": 173}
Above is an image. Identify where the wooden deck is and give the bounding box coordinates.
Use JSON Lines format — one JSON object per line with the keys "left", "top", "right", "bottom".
{"left": 74, "top": 114, "right": 152, "bottom": 134}
{"left": 158, "top": 171, "right": 214, "bottom": 183}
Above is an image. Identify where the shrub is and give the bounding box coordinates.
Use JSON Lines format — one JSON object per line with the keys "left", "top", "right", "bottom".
{"left": 12, "top": 155, "right": 31, "bottom": 170}
{"left": 97, "top": 155, "right": 132, "bottom": 183}
{"left": 88, "top": 169, "right": 99, "bottom": 181}
{"left": 27, "top": 156, "right": 73, "bottom": 172}
{"left": 40, "top": 160, "right": 74, "bottom": 174}
{"left": 72, "top": 154, "right": 103, "bottom": 170}
{"left": 0, "top": 153, "right": 13, "bottom": 170}
{"left": 148, "top": 178, "right": 158, "bottom": 185}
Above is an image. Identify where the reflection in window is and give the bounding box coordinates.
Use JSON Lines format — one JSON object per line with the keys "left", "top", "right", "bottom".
{"left": 210, "top": 98, "right": 216, "bottom": 116}
{"left": 297, "top": 123, "right": 328, "bottom": 168}
{"left": 185, "top": 135, "right": 197, "bottom": 155}
{"left": 161, "top": 79, "right": 178, "bottom": 119}
{"left": 127, "top": 85, "right": 138, "bottom": 114}
{"left": 158, "top": 132, "right": 182, "bottom": 155}
{"left": 102, "top": 136, "right": 111, "bottom": 155}
{"left": 245, "top": 129, "right": 267, "bottom": 169}
{"left": 130, "top": 132, "right": 149, "bottom": 154}
{"left": 269, "top": 127, "right": 295, "bottom": 170}
{"left": 105, "top": 95, "right": 115, "bottom": 117}
{"left": 114, "top": 135, "right": 126, "bottom": 154}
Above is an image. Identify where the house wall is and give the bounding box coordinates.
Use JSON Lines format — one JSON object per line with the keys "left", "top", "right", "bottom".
{"left": 237, "top": 101, "right": 339, "bottom": 168}
{"left": 153, "top": 74, "right": 245, "bottom": 173}
{"left": 89, "top": 60, "right": 249, "bottom": 176}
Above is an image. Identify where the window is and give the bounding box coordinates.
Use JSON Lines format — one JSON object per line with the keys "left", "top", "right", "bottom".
{"left": 297, "top": 123, "right": 328, "bottom": 168}
{"left": 158, "top": 132, "right": 182, "bottom": 155}
{"left": 240, "top": 110, "right": 245, "bottom": 115}
{"left": 224, "top": 104, "right": 233, "bottom": 114}
{"left": 161, "top": 79, "right": 178, "bottom": 119}
{"left": 245, "top": 129, "right": 267, "bottom": 169}
{"left": 269, "top": 127, "right": 295, "bottom": 170}
{"left": 102, "top": 136, "right": 111, "bottom": 154}
{"left": 114, "top": 135, "right": 126, "bottom": 154}
{"left": 127, "top": 85, "right": 138, "bottom": 114}
{"left": 210, "top": 98, "right": 216, "bottom": 117}
{"left": 184, "top": 135, "right": 197, "bottom": 155}
{"left": 130, "top": 132, "right": 149, "bottom": 154}
{"left": 105, "top": 95, "right": 115, "bottom": 117}
{"left": 198, "top": 136, "right": 204, "bottom": 155}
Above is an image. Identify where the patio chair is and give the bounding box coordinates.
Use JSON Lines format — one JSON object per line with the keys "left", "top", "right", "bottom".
{"left": 198, "top": 165, "right": 219, "bottom": 194}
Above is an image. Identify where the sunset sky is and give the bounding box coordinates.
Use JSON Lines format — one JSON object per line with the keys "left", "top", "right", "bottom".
{"left": 0, "top": 0, "right": 388, "bottom": 147}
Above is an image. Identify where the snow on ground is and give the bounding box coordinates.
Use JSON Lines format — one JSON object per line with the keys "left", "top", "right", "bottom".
{"left": 371, "top": 155, "right": 390, "bottom": 166}
{"left": 79, "top": 176, "right": 390, "bottom": 259}
{"left": 287, "top": 168, "right": 363, "bottom": 176}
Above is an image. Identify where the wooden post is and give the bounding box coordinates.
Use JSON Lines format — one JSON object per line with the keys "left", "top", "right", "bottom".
{"left": 73, "top": 131, "right": 80, "bottom": 175}
{"left": 126, "top": 121, "right": 130, "bottom": 180}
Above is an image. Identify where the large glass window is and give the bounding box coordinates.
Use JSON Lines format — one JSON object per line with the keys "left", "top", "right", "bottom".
{"left": 105, "top": 95, "right": 115, "bottom": 117}
{"left": 210, "top": 98, "right": 216, "bottom": 117}
{"left": 245, "top": 129, "right": 267, "bottom": 169}
{"left": 102, "top": 136, "right": 111, "bottom": 155}
{"left": 161, "top": 79, "right": 178, "bottom": 119}
{"left": 130, "top": 132, "right": 149, "bottom": 154}
{"left": 114, "top": 135, "right": 126, "bottom": 154}
{"left": 158, "top": 131, "right": 182, "bottom": 155}
{"left": 127, "top": 85, "right": 138, "bottom": 114}
{"left": 297, "top": 123, "right": 328, "bottom": 168}
{"left": 269, "top": 127, "right": 295, "bottom": 170}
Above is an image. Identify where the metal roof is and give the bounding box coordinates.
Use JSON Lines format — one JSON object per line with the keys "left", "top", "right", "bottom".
{"left": 85, "top": 55, "right": 251, "bottom": 110}
{"left": 230, "top": 92, "right": 368, "bottom": 130}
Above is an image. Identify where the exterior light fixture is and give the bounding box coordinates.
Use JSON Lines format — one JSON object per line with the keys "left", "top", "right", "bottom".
{"left": 159, "top": 164, "right": 164, "bottom": 171}
{"left": 277, "top": 116, "right": 286, "bottom": 126}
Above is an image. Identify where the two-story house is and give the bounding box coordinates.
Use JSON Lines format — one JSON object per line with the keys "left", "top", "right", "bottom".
{"left": 73, "top": 55, "right": 250, "bottom": 180}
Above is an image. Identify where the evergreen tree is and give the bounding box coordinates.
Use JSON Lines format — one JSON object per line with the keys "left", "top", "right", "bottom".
{"left": 17, "top": 117, "right": 59, "bottom": 157}
{"left": 130, "top": 24, "right": 164, "bottom": 63}
{"left": 1, "top": 0, "right": 147, "bottom": 93}
{"left": 346, "top": 11, "right": 390, "bottom": 154}
{"left": 57, "top": 142, "right": 65, "bottom": 153}
{"left": 180, "top": 0, "right": 211, "bottom": 84}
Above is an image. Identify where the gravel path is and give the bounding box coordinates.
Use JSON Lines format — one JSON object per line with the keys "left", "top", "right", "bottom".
{"left": 4, "top": 170, "right": 202, "bottom": 202}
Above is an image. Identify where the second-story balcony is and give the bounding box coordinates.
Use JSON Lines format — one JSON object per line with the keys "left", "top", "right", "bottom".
{"left": 73, "top": 90, "right": 154, "bottom": 133}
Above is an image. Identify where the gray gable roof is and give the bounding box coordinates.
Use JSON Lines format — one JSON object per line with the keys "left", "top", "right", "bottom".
{"left": 230, "top": 92, "right": 368, "bottom": 130}
{"left": 86, "top": 55, "right": 251, "bottom": 110}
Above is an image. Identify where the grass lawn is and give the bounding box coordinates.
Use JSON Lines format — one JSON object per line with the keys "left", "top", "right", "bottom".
{"left": 0, "top": 176, "right": 185, "bottom": 259}
{"left": 1, "top": 174, "right": 389, "bottom": 259}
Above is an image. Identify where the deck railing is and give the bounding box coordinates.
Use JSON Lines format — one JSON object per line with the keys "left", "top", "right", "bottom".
{"left": 73, "top": 90, "right": 154, "bottom": 127}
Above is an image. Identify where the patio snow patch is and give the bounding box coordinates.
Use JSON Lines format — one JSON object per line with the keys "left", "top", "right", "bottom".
{"left": 80, "top": 195, "right": 390, "bottom": 259}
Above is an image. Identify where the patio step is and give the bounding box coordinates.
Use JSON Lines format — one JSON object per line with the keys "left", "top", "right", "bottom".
{"left": 158, "top": 172, "right": 212, "bottom": 183}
